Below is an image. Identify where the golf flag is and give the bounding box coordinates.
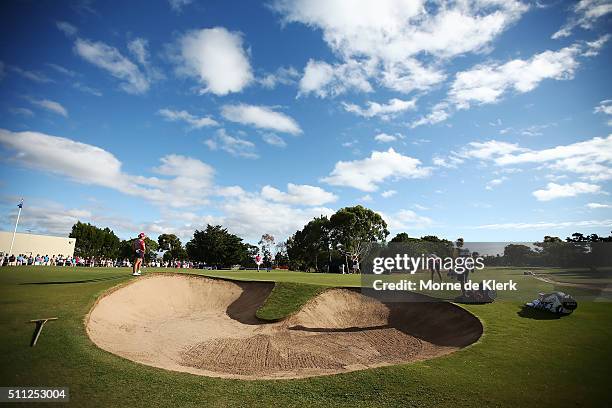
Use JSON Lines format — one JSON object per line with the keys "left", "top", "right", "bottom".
{"left": 17, "top": 199, "right": 23, "bottom": 209}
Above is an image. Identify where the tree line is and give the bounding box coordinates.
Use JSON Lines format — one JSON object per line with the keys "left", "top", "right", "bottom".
{"left": 68, "top": 209, "right": 612, "bottom": 271}
{"left": 69, "top": 221, "right": 258, "bottom": 268}
{"left": 488, "top": 233, "right": 612, "bottom": 268}
{"left": 67, "top": 205, "right": 388, "bottom": 270}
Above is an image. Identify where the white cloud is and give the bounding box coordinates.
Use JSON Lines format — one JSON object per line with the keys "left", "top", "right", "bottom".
{"left": 381, "top": 190, "right": 397, "bottom": 198}
{"left": 410, "top": 102, "right": 450, "bottom": 128}
{"left": 532, "top": 182, "right": 601, "bottom": 201}
{"left": 203, "top": 139, "right": 218, "bottom": 151}
{"left": 0, "top": 129, "right": 126, "bottom": 190}
{"left": 29, "top": 99, "right": 68, "bottom": 117}
{"left": 552, "top": 0, "right": 612, "bottom": 39}
{"left": 343, "top": 98, "right": 416, "bottom": 119}
{"left": 5, "top": 201, "right": 92, "bottom": 237}
{"left": 298, "top": 59, "right": 373, "bottom": 97}
{"left": 220, "top": 195, "right": 335, "bottom": 241}
{"left": 594, "top": 99, "right": 612, "bottom": 125}
{"left": 74, "top": 38, "right": 150, "bottom": 94}
{"left": 0, "top": 129, "right": 350, "bottom": 243}
{"left": 273, "top": 0, "right": 527, "bottom": 96}
{"left": 259, "top": 66, "right": 300, "bottom": 89}
{"left": 261, "top": 133, "right": 287, "bottom": 148}
{"left": 412, "top": 139, "right": 432, "bottom": 146}
{"left": 154, "top": 154, "right": 214, "bottom": 180}
{"left": 322, "top": 148, "right": 431, "bottom": 191}
{"left": 460, "top": 140, "right": 528, "bottom": 160}
{"left": 298, "top": 59, "right": 334, "bottom": 97}
{"left": 205, "top": 129, "right": 258, "bottom": 159}
{"left": 10, "top": 66, "right": 53, "bottom": 83}
{"left": 272, "top": 0, "right": 526, "bottom": 61}
{"left": 587, "top": 202, "right": 612, "bottom": 208}
{"left": 73, "top": 82, "right": 103, "bottom": 96}
{"left": 447, "top": 135, "right": 612, "bottom": 182}
{"left": 494, "top": 135, "right": 612, "bottom": 181}
{"left": 449, "top": 45, "right": 581, "bottom": 109}
{"left": 374, "top": 133, "right": 398, "bottom": 143}
{"left": 221, "top": 104, "right": 302, "bottom": 135}
{"left": 359, "top": 194, "right": 373, "bottom": 202}
{"left": 381, "top": 209, "right": 433, "bottom": 230}
{"left": 176, "top": 27, "right": 253, "bottom": 95}
{"left": 127, "top": 37, "right": 150, "bottom": 67}
{"left": 379, "top": 59, "right": 446, "bottom": 94}
{"left": 485, "top": 177, "right": 507, "bottom": 190}
{"left": 595, "top": 99, "right": 612, "bottom": 115}
{"left": 261, "top": 183, "right": 338, "bottom": 206}
{"left": 432, "top": 155, "right": 463, "bottom": 168}
{"left": 56, "top": 21, "right": 77, "bottom": 36}
{"left": 583, "top": 34, "right": 610, "bottom": 56}
{"left": 9, "top": 107, "right": 34, "bottom": 117}
{"left": 46, "top": 63, "right": 76, "bottom": 77}
{"left": 0, "top": 129, "right": 216, "bottom": 209}
{"left": 158, "top": 108, "right": 218, "bottom": 129}
{"left": 412, "top": 41, "right": 600, "bottom": 127}
{"left": 476, "top": 219, "right": 612, "bottom": 230}
{"left": 141, "top": 154, "right": 216, "bottom": 207}
{"left": 168, "top": 0, "right": 193, "bottom": 13}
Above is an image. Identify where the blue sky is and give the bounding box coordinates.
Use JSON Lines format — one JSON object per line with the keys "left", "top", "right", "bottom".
{"left": 0, "top": 0, "right": 611, "bottom": 244}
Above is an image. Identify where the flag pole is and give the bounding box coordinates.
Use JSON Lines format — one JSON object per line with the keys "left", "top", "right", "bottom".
{"left": 9, "top": 199, "right": 23, "bottom": 256}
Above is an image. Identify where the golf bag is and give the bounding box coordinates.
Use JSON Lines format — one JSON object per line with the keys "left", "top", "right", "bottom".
{"left": 525, "top": 291, "right": 578, "bottom": 315}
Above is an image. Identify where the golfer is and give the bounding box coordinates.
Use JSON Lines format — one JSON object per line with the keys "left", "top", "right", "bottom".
{"left": 132, "top": 232, "right": 146, "bottom": 276}
{"left": 428, "top": 253, "right": 443, "bottom": 281}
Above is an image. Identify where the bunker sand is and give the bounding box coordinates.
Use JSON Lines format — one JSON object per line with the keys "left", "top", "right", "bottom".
{"left": 86, "top": 274, "right": 482, "bottom": 379}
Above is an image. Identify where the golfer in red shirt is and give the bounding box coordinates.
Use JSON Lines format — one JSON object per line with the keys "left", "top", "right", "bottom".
{"left": 132, "top": 232, "right": 146, "bottom": 276}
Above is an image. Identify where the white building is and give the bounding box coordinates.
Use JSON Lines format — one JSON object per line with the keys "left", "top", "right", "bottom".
{"left": 0, "top": 231, "right": 76, "bottom": 257}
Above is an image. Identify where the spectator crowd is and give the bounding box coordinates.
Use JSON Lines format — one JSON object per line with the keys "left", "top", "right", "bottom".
{"left": 0, "top": 252, "right": 208, "bottom": 269}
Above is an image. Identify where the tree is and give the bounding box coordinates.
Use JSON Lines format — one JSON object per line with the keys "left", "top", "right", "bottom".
{"left": 456, "top": 237, "right": 464, "bottom": 248}
{"left": 69, "top": 221, "right": 120, "bottom": 259}
{"left": 274, "top": 241, "right": 289, "bottom": 267}
{"left": 503, "top": 244, "right": 535, "bottom": 266}
{"left": 158, "top": 234, "right": 187, "bottom": 262}
{"left": 390, "top": 232, "right": 414, "bottom": 243}
{"left": 534, "top": 236, "right": 574, "bottom": 267}
{"left": 258, "top": 233, "right": 275, "bottom": 268}
{"left": 566, "top": 231, "right": 612, "bottom": 269}
{"left": 186, "top": 225, "right": 254, "bottom": 268}
{"left": 387, "top": 233, "right": 452, "bottom": 258}
{"left": 288, "top": 216, "right": 332, "bottom": 272}
{"left": 329, "top": 205, "right": 389, "bottom": 272}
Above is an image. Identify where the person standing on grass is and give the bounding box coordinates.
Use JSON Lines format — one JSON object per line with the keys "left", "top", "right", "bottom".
{"left": 428, "top": 253, "right": 443, "bottom": 281}
{"left": 132, "top": 232, "right": 146, "bottom": 276}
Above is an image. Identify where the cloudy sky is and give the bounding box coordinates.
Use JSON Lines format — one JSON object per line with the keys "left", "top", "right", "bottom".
{"left": 0, "top": 0, "right": 611, "bottom": 243}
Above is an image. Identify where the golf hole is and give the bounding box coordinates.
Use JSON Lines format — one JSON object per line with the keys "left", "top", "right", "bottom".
{"left": 86, "top": 274, "right": 483, "bottom": 379}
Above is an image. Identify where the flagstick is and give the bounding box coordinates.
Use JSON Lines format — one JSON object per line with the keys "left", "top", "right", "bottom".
{"left": 9, "top": 200, "right": 23, "bottom": 256}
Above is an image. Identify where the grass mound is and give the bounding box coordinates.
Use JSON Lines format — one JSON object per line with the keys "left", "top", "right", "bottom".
{"left": 256, "top": 281, "right": 326, "bottom": 320}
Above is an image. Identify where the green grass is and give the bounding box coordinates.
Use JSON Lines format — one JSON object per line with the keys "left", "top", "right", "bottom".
{"left": 256, "top": 282, "right": 327, "bottom": 320}
{"left": 194, "top": 268, "right": 364, "bottom": 286}
{"left": 1, "top": 266, "right": 611, "bottom": 407}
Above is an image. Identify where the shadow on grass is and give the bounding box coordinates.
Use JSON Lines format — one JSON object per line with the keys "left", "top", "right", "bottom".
{"left": 517, "top": 305, "right": 563, "bottom": 320}
{"left": 19, "top": 275, "right": 127, "bottom": 285}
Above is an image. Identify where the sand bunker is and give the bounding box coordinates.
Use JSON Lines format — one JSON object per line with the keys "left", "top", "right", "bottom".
{"left": 86, "top": 274, "right": 482, "bottom": 379}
